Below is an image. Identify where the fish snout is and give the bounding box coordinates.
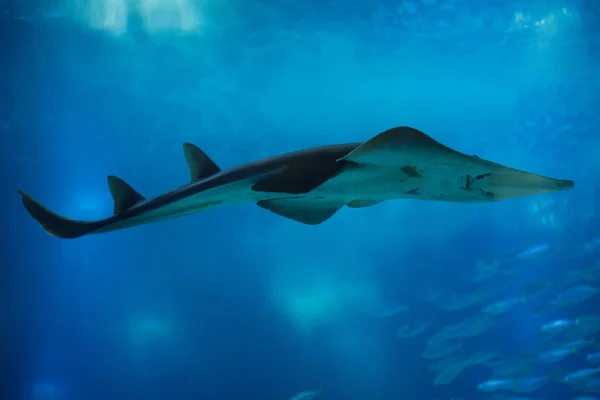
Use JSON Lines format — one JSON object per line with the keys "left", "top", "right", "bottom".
{"left": 461, "top": 167, "right": 574, "bottom": 201}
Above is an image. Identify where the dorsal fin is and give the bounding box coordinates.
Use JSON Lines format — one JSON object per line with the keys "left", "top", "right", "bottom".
{"left": 183, "top": 142, "right": 221, "bottom": 181}
{"left": 107, "top": 176, "right": 145, "bottom": 214}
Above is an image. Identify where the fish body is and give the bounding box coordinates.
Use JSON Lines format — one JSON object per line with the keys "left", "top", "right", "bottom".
{"left": 538, "top": 348, "right": 574, "bottom": 363}
{"left": 289, "top": 390, "right": 320, "bottom": 400}
{"left": 540, "top": 318, "right": 574, "bottom": 334}
{"left": 563, "top": 367, "right": 600, "bottom": 383}
{"left": 482, "top": 296, "right": 526, "bottom": 315}
{"left": 19, "top": 126, "right": 574, "bottom": 239}
{"left": 397, "top": 320, "right": 432, "bottom": 339}
{"left": 512, "top": 243, "right": 553, "bottom": 262}
{"left": 587, "top": 351, "right": 600, "bottom": 363}
{"left": 553, "top": 286, "right": 599, "bottom": 306}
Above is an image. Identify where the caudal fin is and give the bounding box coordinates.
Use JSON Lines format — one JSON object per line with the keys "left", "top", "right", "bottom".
{"left": 18, "top": 190, "right": 100, "bottom": 239}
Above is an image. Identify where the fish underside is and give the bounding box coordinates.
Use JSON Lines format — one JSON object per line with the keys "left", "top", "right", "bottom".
{"left": 19, "top": 126, "right": 574, "bottom": 239}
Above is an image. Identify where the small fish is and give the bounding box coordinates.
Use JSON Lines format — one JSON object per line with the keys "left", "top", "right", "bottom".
{"left": 587, "top": 351, "right": 600, "bottom": 363}
{"left": 397, "top": 320, "right": 432, "bottom": 339}
{"left": 562, "top": 339, "right": 596, "bottom": 352}
{"left": 492, "top": 361, "right": 536, "bottom": 377}
{"left": 461, "top": 259, "right": 500, "bottom": 283}
{"left": 552, "top": 285, "right": 599, "bottom": 306}
{"left": 430, "top": 315, "right": 495, "bottom": 342}
{"left": 538, "top": 348, "right": 574, "bottom": 363}
{"left": 511, "top": 243, "right": 553, "bottom": 262}
{"left": 562, "top": 367, "right": 600, "bottom": 384}
{"left": 422, "top": 341, "right": 462, "bottom": 360}
{"left": 289, "top": 390, "right": 320, "bottom": 400}
{"left": 576, "top": 315, "right": 600, "bottom": 327}
{"left": 574, "top": 316, "right": 600, "bottom": 337}
{"left": 580, "top": 236, "right": 600, "bottom": 256}
{"left": 564, "top": 269, "right": 600, "bottom": 285}
{"left": 432, "top": 351, "right": 497, "bottom": 386}
{"left": 577, "top": 378, "right": 600, "bottom": 391}
{"left": 434, "top": 365, "right": 464, "bottom": 385}
{"left": 477, "top": 378, "right": 512, "bottom": 392}
{"left": 523, "top": 279, "right": 553, "bottom": 296}
{"left": 437, "top": 293, "right": 481, "bottom": 311}
{"left": 540, "top": 318, "right": 574, "bottom": 334}
{"left": 367, "top": 301, "right": 409, "bottom": 318}
{"left": 510, "top": 376, "right": 549, "bottom": 393}
{"left": 482, "top": 296, "right": 526, "bottom": 315}
{"left": 417, "top": 288, "right": 445, "bottom": 304}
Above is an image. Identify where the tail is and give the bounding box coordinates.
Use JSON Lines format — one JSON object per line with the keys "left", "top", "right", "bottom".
{"left": 18, "top": 190, "right": 101, "bottom": 239}
{"left": 19, "top": 174, "right": 150, "bottom": 239}
{"left": 19, "top": 142, "right": 220, "bottom": 239}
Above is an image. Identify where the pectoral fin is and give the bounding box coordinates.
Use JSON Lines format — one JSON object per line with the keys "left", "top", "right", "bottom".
{"left": 340, "top": 126, "right": 461, "bottom": 166}
{"left": 347, "top": 200, "right": 382, "bottom": 208}
{"left": 257, "top": 198, "right": 345, "bottom": 225}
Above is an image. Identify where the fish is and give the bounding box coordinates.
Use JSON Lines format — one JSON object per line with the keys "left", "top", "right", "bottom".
{"left": 367, "top": 301, "right": 409, "bottom": 318}
{"left": 437, "top": 293, "right": 482, "bottom": 311}
{"left": 422, "top": 340, "right": 463, "bottom": 360}
{"left": 431, "top": 351, "right": 497, "bottom": 385}
{"left": 481, "top": 296, "right": 526, "bottom": 315}
{"left": 551, "top": 285, "right": 599, "bottom": 306}
{"left": 460, "top": 258, "right": 500, "bottom": 283}
{"left": 562, "top": 339, "right": 596, "bottom": 352}
{"left": 477, "top": 376, "right": 548, "bottom": 393}
{"left": 537, "top": 347, "right": 575, "bottom": 363}
{"left": 587, "top": 351, "right": 600, "bottom": 363}
{"left": 477, "top": 378, "right": 513, "bottom": 392}
{"left": 540, "top": 318, "right": 575, "bottom": 334}
{"left": 509, "top": 376, "right": 549, "bottom": 393}
{"left": 561, "top": 367, "right": 600, "bottom": 384}
{"left": 19, "top": 126, "right": 574, "bottom": 239}
{"left": 289, "top": 390, "right": 320, "bottom": 400}
{"left": 397, "top": 320, "right": 432, "bottom": 339}
{"left": 429, "top": 315, "right": 496, "bottom": 342}
{"left": 576, "top": 379, "right": 600, "bottom": 393}
{"left": 510, "top": 243, "right": 554, "bottom": 262}
{"left": 491, "top": 360, "right": 536, "bottom": 377}
{"left": 434, "top": 365, "right": 464, "bottom": 385}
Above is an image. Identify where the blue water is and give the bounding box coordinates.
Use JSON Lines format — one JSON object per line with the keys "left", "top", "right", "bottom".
{"left": 2, "top": 1, "right": 600, "bottom": 399}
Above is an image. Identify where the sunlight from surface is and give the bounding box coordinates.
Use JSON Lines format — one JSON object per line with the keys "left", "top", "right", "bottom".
{"left": 508, "top": 6, "right": 579, "bottom": 35}
{"left": 84, "top": 0, "right": 204, "bottom": 35}
{"left": 127, "top": 315, "right": 177, "bottom": 347}
{"left": 269, "top": 269, "right": 380, "bottom": 333}
{"left": 31, "top": 381, "right": 63, "bottom": 400}
{"left": 69, "top": 189, "right": 111, "bottom": 218}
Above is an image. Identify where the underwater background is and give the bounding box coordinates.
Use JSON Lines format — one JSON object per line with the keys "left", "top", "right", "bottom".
{"left": 2, "top": 0, "right": 600, "bottom": 399}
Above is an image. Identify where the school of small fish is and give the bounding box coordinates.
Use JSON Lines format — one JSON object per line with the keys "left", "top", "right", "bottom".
{"left": 286, "top": 237, "right": 600, "bottom": 400}
{"left": 393, "top": 237, "right": 600, "bottom": 400}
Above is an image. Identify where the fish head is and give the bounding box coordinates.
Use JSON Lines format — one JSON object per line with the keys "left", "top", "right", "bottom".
{"left": 456, "top": 160, "right": 574, "bottom": 202}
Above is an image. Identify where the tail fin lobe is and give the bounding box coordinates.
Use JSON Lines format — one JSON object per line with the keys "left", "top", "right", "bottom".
{"left": 18, "top": 190, "right": 99, "bottom": 239}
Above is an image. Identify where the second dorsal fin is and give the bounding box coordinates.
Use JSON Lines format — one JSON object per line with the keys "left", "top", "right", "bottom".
{"left": 107, "top": 176, "right": 145, "bottom": 214}
{"left": 183, "top": 142, "right": 221, "bottom": 181}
